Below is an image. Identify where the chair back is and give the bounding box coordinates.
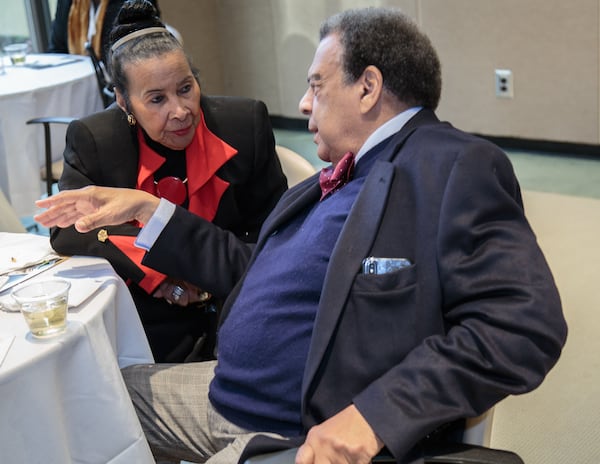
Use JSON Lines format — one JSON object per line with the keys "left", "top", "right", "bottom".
{"left": 463, "top": 409, "right": 494, "bottom": 446}
{"left": 489, "top": 190, "right": 600, "bottom": 464}
{"left": 26, "top": 117, "right": 75, "bottom": 197}
{"left": 85, "top": 42, "right": 115, "bottom": 108}
{"left": 275, "top": 145, "right": 316, "bottom": 187}
{"left": 0, "top": 189, "right": 25, "bottom": 233}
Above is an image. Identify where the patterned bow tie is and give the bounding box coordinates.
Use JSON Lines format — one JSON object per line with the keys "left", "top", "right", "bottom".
{"left": 319, "top": 152, "right": 355, "bottom": 200}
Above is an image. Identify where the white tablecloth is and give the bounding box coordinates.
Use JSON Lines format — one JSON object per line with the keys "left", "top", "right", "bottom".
{"left": 0, "top": 232, "right": 155, "bottom": 464}
{"left": 0, "top": 54, "right": 103, "bottom": 217}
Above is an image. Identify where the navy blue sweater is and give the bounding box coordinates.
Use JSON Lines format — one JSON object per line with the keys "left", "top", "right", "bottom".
{"left": 209, "top": 149, "right": 380, "bottom": 435}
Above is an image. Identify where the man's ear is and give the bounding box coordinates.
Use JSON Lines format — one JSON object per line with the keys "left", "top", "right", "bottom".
{"left": 358, "top": 65, "right": 383, "bottom": 113}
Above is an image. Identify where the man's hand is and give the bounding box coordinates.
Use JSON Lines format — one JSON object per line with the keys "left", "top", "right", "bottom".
{"left": 34, "top": 186, "right": 160, "bottom": 232}
{"left": 295, "top": 405, "right": 384, "bottom": 463}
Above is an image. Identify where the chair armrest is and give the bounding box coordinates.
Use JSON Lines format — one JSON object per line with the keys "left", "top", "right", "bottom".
{"left": 26, "top": 117, "right": 75, "bottom": 126}
{"left": 374, "top": 443, "right": 524, "bottom": 464}
{"left": 243, "top": 444, "right": 524, "bottom": 464}
{"left": 243, "top": 447, "right": 297, "bottom": 464}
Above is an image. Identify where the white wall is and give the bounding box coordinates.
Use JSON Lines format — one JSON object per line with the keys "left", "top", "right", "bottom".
{"left": 161, "top": 0, "right": 600, "bottom": 145}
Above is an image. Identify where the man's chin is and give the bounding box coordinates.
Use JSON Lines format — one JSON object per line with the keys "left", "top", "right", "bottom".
{"left": 316, "top": 148, "right": 332, "bottom": 164}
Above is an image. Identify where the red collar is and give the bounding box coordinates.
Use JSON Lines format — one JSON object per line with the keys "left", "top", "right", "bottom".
{"left": 136, "top": 112, "right": 237, "bottom": 221}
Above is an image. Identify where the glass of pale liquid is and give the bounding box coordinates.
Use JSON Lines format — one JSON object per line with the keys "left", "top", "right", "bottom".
{"left": 3, "top": 43, "right": 28, "bottom": 66}
{"left": 12, "top": 279, "right": 70, "bottom": 338}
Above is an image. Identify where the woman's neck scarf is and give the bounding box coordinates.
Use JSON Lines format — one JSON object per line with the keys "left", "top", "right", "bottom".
{"left": 136, "top": 112, "right": 238, "bottom": 222}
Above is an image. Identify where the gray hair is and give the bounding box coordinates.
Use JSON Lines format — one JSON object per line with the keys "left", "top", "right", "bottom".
{"left": 108, "top": 0, "right": 199, "bottom": 109}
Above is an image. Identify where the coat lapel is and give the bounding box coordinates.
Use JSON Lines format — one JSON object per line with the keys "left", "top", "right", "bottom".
{"left": 256, "top": 173, "right": 322, "bottom": 244}
{"left": 301, "top": 161, "right": 394, "bottom": 394}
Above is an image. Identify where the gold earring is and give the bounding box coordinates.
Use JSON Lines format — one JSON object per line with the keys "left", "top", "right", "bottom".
{"left": 127, "top": 113, "right": 136, "bottom": 126}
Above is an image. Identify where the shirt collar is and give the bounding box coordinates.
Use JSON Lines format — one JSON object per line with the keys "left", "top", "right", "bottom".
{"left": 355, "top": 107, "right": 422, "bottom": 163}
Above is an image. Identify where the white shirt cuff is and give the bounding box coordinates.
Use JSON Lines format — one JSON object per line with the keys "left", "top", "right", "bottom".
{"left": 135, "top": 198, "right": 176, "bottom": 251}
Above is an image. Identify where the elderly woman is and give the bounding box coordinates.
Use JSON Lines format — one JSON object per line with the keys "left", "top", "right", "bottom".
{"left": 49, "top": 0, "right": 288, "bottom": 362}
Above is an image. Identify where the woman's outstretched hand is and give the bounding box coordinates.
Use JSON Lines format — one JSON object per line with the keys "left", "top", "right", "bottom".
{"left": 35, "top": 185, "right": 161, "bottom": 232}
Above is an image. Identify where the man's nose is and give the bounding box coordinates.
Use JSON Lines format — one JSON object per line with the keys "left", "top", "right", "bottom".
{"left": 298, "top": 89, "right": 312, "bottom": 115}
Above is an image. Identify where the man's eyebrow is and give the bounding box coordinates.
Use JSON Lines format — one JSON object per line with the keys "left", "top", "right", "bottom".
{"left": 307, "top": 73, "right": 322, "bottom": 83}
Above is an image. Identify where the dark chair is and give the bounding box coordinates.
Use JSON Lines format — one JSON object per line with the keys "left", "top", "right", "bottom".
{"left": 85, "top": 42, "right": 115, "bottom": 108}
{"left": 243, "top": 411, "right": 523, "bottom": 464}
{"left": 244, "top": 443, "right": 523, "bottom": 464}
{"left": 26, "top": 117, "right": 75, "bottom": 197}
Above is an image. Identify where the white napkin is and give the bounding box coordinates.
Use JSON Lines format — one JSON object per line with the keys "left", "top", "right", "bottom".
{"left": 24, "top": 54, "right": 83, "bottom": 69}
{"left": 65, "top": 277, "right": 108, "bottom": 308}
{"left": 52, "top": 262, "right": 120, "bottom": 308}
{"left": 0, "top": 233, "right": 59, "bottom": 275}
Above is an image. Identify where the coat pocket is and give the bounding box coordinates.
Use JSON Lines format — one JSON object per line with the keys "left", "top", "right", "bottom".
{"left": 330, "top": 264, "right": 420, "bottom": 380}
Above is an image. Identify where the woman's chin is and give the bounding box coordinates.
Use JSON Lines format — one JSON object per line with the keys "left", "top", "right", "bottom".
{"left": 162, "top": 134, "right": 193, "bottom": 151}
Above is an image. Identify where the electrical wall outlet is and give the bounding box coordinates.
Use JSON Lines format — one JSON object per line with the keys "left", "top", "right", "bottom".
{"left": 495, "top": 69, "right": 514, "bottom": 98}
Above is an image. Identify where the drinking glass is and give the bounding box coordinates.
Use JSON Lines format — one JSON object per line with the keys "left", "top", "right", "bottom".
{"left": 12, "top": 279, "right": 71, "bottom": 338}
{"left": 3, "top": 43, "right": 28, "bottom": 66}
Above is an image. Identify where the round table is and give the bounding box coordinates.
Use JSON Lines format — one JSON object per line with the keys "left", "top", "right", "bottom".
{"left": 0, "top": 232, "right": 155, "bottom": 463}
{"left": 0, "top": 54, "right": 103, "bottom": 217}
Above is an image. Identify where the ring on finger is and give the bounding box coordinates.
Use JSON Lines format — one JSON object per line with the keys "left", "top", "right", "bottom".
{"left": 171, "top": 285, "right": 185, "bottom": 302}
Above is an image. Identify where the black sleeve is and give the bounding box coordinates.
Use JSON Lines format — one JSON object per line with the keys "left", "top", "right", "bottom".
{"left": 50, "top": 113, "right": 150, "bottom": 284}
{"left": 143, "top": 207, "right": 254, "bottom": 300}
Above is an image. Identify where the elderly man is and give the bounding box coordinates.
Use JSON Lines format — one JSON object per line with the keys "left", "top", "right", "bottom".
{"left": 36, "top": 7, "right": 567, "bottom": 464}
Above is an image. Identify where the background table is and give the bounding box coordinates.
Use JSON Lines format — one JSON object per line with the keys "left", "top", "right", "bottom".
{"left": 0, "top": 232, "right": 155, "bottom": 463}
{"left": 0, "top": 54, "right": 103, "bottom": 217}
